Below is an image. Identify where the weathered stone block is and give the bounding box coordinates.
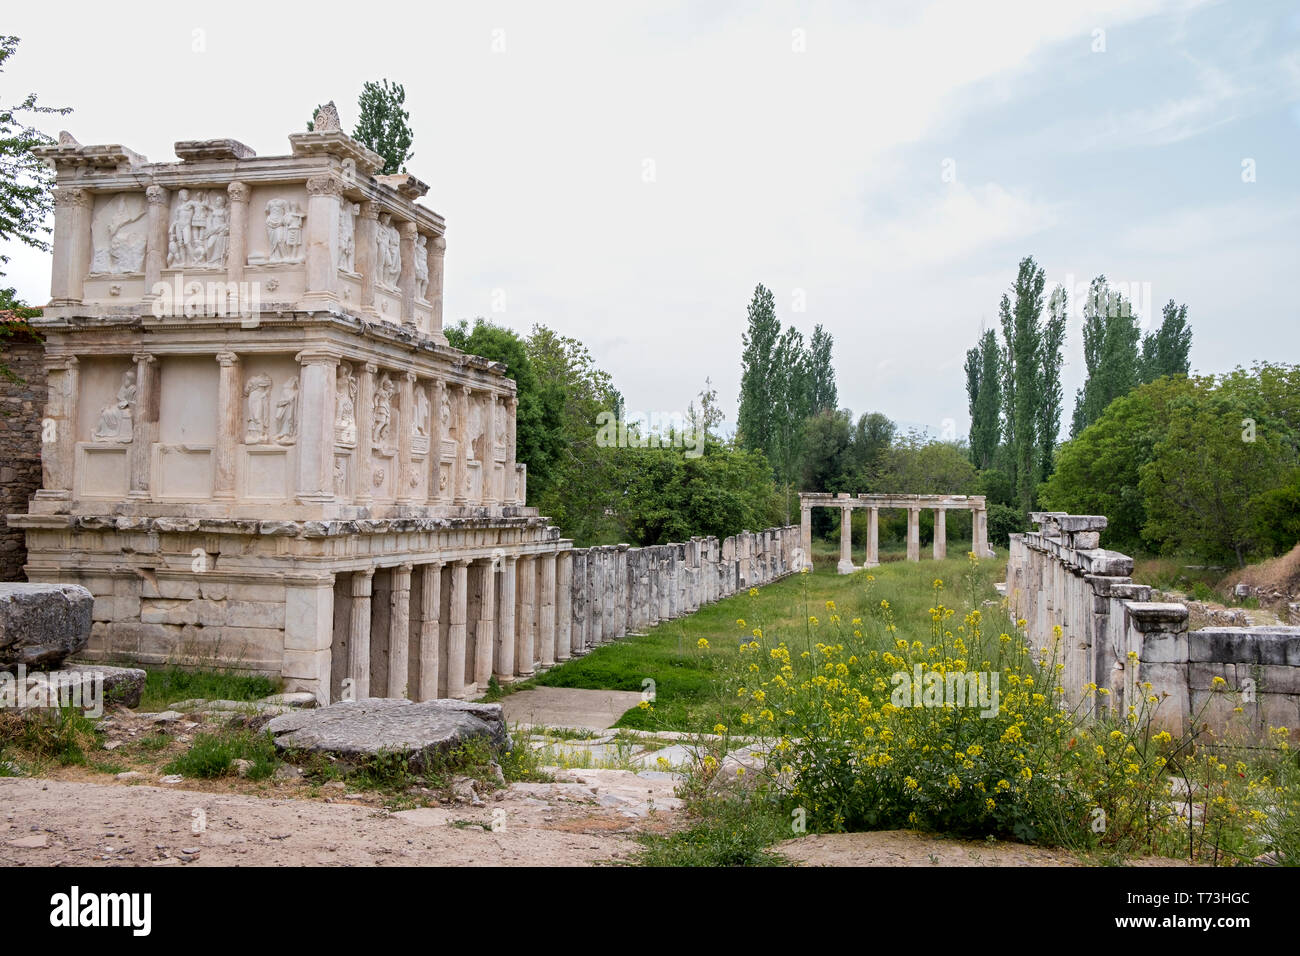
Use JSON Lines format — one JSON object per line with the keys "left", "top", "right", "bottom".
{"left": 266, "top": 697, "right": 509, "bottom": 768}
{"left": 0, "top": 582, "right": 93, "bottom": 668}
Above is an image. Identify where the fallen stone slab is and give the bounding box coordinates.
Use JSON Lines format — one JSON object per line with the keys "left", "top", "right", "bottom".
{"left": 0, "top": 583, "right": 93, "bottom": 669}
{"left": 265, "top": 698, "right": 510, "bottom": 770}
{"left": 258, "top": 692, "right": 318, "bottom": 709}
{"left": 0, "top": 662, "right": 145, "bottom": 713}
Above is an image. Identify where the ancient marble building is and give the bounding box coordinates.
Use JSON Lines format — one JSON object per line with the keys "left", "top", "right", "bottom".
{"left": 7, "top": 117, "right": 802, "bottom": 704}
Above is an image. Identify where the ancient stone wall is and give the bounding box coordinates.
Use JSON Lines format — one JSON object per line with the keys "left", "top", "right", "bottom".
{"left": 0, "top": 320, "right": 46, "bottom": 581}
{"left": 1005, "top": 513, "right": 1300, "bottom": 738}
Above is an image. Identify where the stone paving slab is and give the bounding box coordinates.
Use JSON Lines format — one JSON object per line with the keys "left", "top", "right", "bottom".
{"left": 500, "top": 687, "right": 646, "bottom": 731}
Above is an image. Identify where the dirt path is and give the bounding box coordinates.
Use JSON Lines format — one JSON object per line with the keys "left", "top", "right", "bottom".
{"left": 0, "top": 775, "right": 664, "bottom": 867}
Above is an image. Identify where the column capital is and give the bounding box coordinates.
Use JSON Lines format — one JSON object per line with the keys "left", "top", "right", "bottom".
{"left": 132, "top": 352, "right": 157, "bottom": 365}
{"left": 453, "top": 557, "right": 473, "bottom": 568}
{"left": 364, "top": 362, "right": 379, "bottom": 375}
{"left": 358, "top": 200, "right": 380, "bottom": 221}
{"left": 145, "top": 184, "right": 169, "bottom": 205}
{"left": 399, "top": 220, "right": 418, "bottom": 239}
{"left": 216, "top": 350, "right": 239, "bottom": 367}
{"left": 306, "top": 175, "right": 344, "bottom": 197}
{"left": 295, "top": 348, "right": 342, "bottom": 368}
{"left": 404, "top": 370, "right": 418, "bottom": 384}
{"left": 227, "top": 180, "right": 251, "bottom": 204}
{"left": 284, "top": 571, "right": 337, "bottom": 587}
{"left": 54, "top": 187, "right": 92, "bottom": 209}
{"left": 430, "top": 235, "right": 446, "bottom": 254}
{"left": 47, "top": 354, "right": 79, "bottom": 371}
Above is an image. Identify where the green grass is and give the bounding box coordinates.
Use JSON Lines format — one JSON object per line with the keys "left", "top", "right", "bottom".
{"left": 162, "top": 729, "right": 279, "bottom": 780}
{"left": 527, "top": 554, "right": 1003, "bottom": 734}
{"left": 137, "top": 666, "right": 281, "bottom": 712}
{"left": 632, "top": 794, "right": 794, "bottom": 866}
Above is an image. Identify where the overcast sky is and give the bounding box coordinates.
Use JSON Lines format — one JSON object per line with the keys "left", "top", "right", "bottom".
{"left": 4, "top": 0, "right": 1298, "bottom": 439}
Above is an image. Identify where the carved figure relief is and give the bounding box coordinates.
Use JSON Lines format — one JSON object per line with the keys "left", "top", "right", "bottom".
{"left": 494, "top": 403, "right": 507, "bottom": 448}
{"left": 91, "top": 368, "right": 137, "bottom": 443}
{"left": 263, "top": 199, "right": 306, "bottom": 264}
{"left": 333, "top": 457, "right": 348, "bottom": 496}
{"left": 439, "top": 390, "right": 451, "bottom": 433}
{"left": 91, "top": 194, "right": 147, "bottom": 274}
{"left": 165, "top": 189, "right": 229, "bottom": 269}
{"left": 414, "top": 234, "right": 429, "bottom": 299}
{"left": 376, "top": 214, "right": 401, "bottom": 288}
{"left": 338, "top": 204, "right": 358, "bottom": 273}
{"left": 273, "top": 376, "right": 298, "bottom": 445}
{"left": 412, "top": 385, "right": 431, "bottom": 455}
{"left": 372, "top": 373, "right": 395, "bottom": 449}
{"left": 243, "top": 373, "right": 274, "bottom": 444}
{"left": 335, "top": 363, "right": 357, "bottom": 446}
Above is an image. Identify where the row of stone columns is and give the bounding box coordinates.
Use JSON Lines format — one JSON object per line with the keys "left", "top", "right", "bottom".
{"left": 318, "top": 527, "right": 801, "bottom": 702}
{"left": 566, "top": 527, "right": 801, "bottom": 655}
{"left": 803, "top": 501, "right": 993, "bottom": 573}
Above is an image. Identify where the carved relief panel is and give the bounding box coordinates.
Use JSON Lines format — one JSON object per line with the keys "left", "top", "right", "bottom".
{"left": 90, "top": 193, "right": 148, "bottom": 274}
{"left": 164, "top": 189, "right": 230, "bottom": 269}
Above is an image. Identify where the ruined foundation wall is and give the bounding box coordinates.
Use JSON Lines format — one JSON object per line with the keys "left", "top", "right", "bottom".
{"left": 1006, "top": 513, "right": 1300, "bottom": 738}
{"left": 0, "top": 323, "right": 45, "bottom": 582}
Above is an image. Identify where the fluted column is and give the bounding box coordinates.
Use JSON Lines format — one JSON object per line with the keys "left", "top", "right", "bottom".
{"left": 356, "top": 201, "right": 379, "bottom": 316}
{"left": 907, "top": 507, "right": 921, "bottom": 562}
{"left": 495, "top": 556, "right": 517, "bottom": 682}
{"left": 516, "top": 555, "right": 536, "bottom": 677}
{"left": 396, "top": 371, "right": 415, "bottom": 504}
{"left": 556, "top": 552, "right": 573, "bottom": 661}
{"left": 127, "top": 353, "right": 157, "bottom": 500}
{"left": 387, "top": 563, "right": 412, "bottom": 699}
{"left": 417, "top": 562, "right": 442, "bottom": 701}
{"left": 213, "top": 351, "right": 240, "bottom": 499}
{"left": 50, "top": 188, "right": 92, "bottom": 307}
{"left": 475, "top": 558, "right": 496, "bottom": 689}
{"left": 225, "top": 182, "right": 249, "bottom": 287}
{"left": 295, "top": 351, "right": 338, "bottom": 502}
{"left": 143, "top": 185, "right": 169, "bottom": 299}
{"left": 301, "top": 175, "right": 343, "bottom": 308}
{"left": 867, "top": 507, "right": 880, "bottom": 567}
{"left": 349, "top": 568, "right": 374, "bottom": 699}
{"left": 398, "top": 221, "right": 418, "bottom": 328}
{"left": 356, "top": 363, "right": 376, "bottom": 505}
{"left": 933, "top": 509, "right": 947, "bottom": 560}
{"left": 446, "top": 559, "right": 470, "bottom": 699}
{"left": 454, "top": 384, "right": 470, "bottom": 505}
{"left": 538, "top": 553, "right": 557, "bottom": 667}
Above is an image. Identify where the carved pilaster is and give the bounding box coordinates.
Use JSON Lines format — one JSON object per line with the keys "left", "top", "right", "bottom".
{"left": 396, "top": 370, "right": 416, "bottom": 504}
{"left": 226, "top": 181, "right": 250, "bottom": 287}
{"left": 295, "top": 350, "right": 339, "bottom": 502}
{"left": 213, "top": 351, "right": 240, "bottom": 500}
{"left": 355, "top": 363, "right": 376, "bottom": 504}
{"left": 356, "top": 202, "right": 379, "bottom": 316}
{"left": 427, "top": 235, "right": 446, "bottom": 339}
{"left": 302, "top": 176, "right": 343, "bottom": 308}
{"left": 50, "top": 188, "right": 92, "bottom": 306}
{"left": 398, "top": 221, "right": 417, "bottom": 328}
{"left": 454, "top": 384, "right": 470, "bottom": 506}
{"left": 34, "top": 356, "right": 78, "bottom": 501}
{"left": 142, "top": 185, "right": 169, "bottom": 297}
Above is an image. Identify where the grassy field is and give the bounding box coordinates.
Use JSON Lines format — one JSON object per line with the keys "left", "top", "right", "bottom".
{"left": 519, "top": 552, "right": 1004, "bottom": 734}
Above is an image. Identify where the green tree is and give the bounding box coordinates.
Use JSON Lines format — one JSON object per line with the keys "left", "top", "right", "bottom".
{"left": 736, "top": 283, "right": 781, "bottom": 458}
{"left": 0, "top": 36, "right": 71, "bottom": 283}
{"left": 353, "top": 79, "right": 414, "bottom": 175}
{"left": 444, "top": 318, "right": 561, "bottom": 505}
{"left": 1037, "top": 286, "right": 1067, "bottom": 483}
{"left": 687, "top": 376, "right": 724, "bottom": 443}
{"left": 1140, "top": 388, "right": 1291, "bottom": 566}
{"left": 965, "top": 328, "right": 1001, "bottom": 470}
{"left": 1070, "top": 276, "right": 1142, "bottom": 436}
{"left": 1040, "top": 376, "right": 1196, "bottom": 551}
{"left": 1139, "top": 300, "right": 1193, "bottom": 384}
{"left": 806, "top": 323, "right": 837, "bottom": 413}
{"left": 999, "top": 256, "right": 1051, "bottom": 513}
{"left": 769, "top": 323, "right": 809, "bottom": 505}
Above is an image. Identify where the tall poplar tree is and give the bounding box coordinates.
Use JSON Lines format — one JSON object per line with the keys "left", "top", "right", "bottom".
{"left": 737, "top": 284, "right": 781, "bottom": 455}
{"left": 1139, "top": 300, "right": 1193, "bottom": 383}
{"left": 965, "top": 328, "right": 1001, "bottom": 470}
{"left": 806, "top": 324, "right": 837, "bottom": 413}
